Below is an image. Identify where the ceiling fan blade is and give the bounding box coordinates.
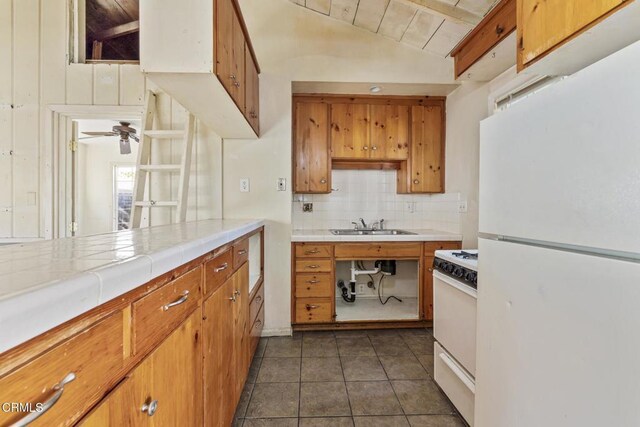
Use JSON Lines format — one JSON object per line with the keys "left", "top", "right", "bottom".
{"left": 119, "top": 139, "right": 132, "bottom": 155}
{"left": 129, "top": 134, "right": 140, "bottom": 142}
{"left": 81, "top": 131, "right": 118, "bottom": 136}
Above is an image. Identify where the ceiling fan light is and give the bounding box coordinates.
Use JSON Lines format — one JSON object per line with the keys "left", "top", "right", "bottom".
{"left": 119, "top": 138, "right": 132, "bottom": 155}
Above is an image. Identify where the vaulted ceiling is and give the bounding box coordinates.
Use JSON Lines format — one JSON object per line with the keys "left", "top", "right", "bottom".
{"left": 288, "top": 0, "right": 498, "bottom": 57}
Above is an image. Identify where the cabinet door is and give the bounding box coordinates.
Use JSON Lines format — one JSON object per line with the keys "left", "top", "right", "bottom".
{"left": 370, "top": 104, "right": 410, "bottom": 160}
{"left": 231, "top": 10, "right": 246, "bottom": 112}
{"left": 410, "top": 105, "right": 444, "bottom": 193}
{"left": 233, "top": 264, "right": 250, "bottom": 398}
{"left": 518, "top": 0, "right": 625, "bottom": 68}
{"left": 330, "top": 103, "right": 370, "bottom": 159}
{"left": 244, "top": 44, "right": 260, "bottom": 134}
{"left": 80, "top": 310, "right": 202, "bottom": 426}
{"left": 216, "top": 0, "right": 235, "bottom": 97}
{"left": 293, "top": 101, "right": 331, "bottom": 193}
{"left": 203, "top": 276, "right": 237, "bottom": 427}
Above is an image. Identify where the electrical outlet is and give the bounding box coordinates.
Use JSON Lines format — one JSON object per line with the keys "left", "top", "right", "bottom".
{"left": 458, "top": 201, "right": 468, "bottom": 213}
{"left": 240, "top": 178, "right": 250, "bottom": 192}
{"left": 302, "top": 202, "right": 313, "bottom": 212}
{"left": 358, "top": 284, "right": 366, "bottom": 294}
{"left": 406, "top": 202, "right": 416, "bottom": 213}
{"left": 277, "top": 178, "right": 286, "bottom": 191}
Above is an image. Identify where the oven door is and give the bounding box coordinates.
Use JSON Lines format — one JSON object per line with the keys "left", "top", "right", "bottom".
{"left": 433, "top": 270, "right": 477, "bottom": 376}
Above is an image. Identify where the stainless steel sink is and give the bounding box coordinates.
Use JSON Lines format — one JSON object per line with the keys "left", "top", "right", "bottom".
{"left": 330, "top": 229, "right": 416, "bottom": 236}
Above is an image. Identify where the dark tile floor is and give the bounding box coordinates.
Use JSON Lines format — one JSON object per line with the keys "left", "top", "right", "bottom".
{"left": 233, "top": 328, "right": 467, "bottom": 427}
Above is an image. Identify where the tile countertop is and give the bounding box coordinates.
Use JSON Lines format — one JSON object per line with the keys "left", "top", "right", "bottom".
{"left": 291, "top": 229, "right": 463, "bottom": 242}
{"left": 0, "top": 218, "right": 264, "bottom": 354}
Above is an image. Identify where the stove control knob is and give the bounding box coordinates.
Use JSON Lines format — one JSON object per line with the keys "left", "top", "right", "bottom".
{"left": 453, "top": 266, "right": 464, "bottom": 277}
{"left": 465, "top": 271, "right": 477, "bottom": 284}
{"left": 445, "top": 263, "right": 455, "bottom": 273}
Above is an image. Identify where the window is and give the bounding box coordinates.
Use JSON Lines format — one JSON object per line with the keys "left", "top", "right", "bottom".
{"left": 72, "top": 0, "right": 140, "bottom": 63}
{"left": 113, "top": 165, "right": 136, "bottom": 231}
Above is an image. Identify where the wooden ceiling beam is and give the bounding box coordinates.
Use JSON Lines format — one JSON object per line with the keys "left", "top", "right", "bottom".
{"left": 95, "top": 20, "right": 140, "bottom": 41}
{"left": 400, "top": 0, "right": 483, "bottom": 26}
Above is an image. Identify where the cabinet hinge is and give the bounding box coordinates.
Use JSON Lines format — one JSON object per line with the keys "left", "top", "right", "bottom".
{"left": 68, "top": 222, "right": 78, "bottom": 233}
{"left": 69, "top": 140, "right": 78, "bottom": 152}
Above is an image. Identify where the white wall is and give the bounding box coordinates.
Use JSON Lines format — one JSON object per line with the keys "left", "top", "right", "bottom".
{"left": 225, "top": 0, "right": 479, "bottom": 335}
{"left": 446, "top": 82, "right": 491, "bottom": 248}
{"left": 0, "top": 0, "right": 222, "bottom": 241}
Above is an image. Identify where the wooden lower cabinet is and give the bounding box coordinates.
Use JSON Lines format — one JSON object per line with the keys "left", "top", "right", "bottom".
{"left": 423, "top": 241, "right": 462, "bottom": 321}
{"left": 81, "top": 310, "right": 202, "bottom": 426}
{"left": 203, "top": 263, "right": 250, "bottom": 427}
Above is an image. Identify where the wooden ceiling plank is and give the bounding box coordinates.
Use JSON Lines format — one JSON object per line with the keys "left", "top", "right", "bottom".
{"left": 353, "top": 0, "right": 390, "bottom": 32}
{"left": 424, "top": 19, "right": 473, "bottom": 56}
{"left": 329, "top": 0, "right": 360, "bottom": 23}
{"left": 378, "top": 0, "right": 418, "bottom": 41}
{"left": 113, "top": 0, "right": 139, "bottom": 20}
{"left": 401, "top": 10, "right": 444, "bottom": 48}
{"left": 400, "top": 0, "right": 482, "bottom": 25}
{"left": 456, "top": 0, "right": 498, "bottom": 17}
{"left": 306, "top": 0, "right": 331, "bottom": 14}
{"left": 95, "top": 20, "right": 139, "bottom": 41}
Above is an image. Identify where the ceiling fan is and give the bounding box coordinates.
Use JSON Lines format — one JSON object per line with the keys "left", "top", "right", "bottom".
{"left": 80, "top": 121, "right": 139, "bottom": 154}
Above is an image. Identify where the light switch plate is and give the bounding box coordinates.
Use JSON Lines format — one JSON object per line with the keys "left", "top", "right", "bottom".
{"left": 240, "top": 178, "right": 250, "bottom": 192}
{"left": 458, "top": 201, "right": 468, "bottom": 213}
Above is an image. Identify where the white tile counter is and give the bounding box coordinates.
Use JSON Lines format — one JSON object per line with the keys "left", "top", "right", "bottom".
{"left": 0, "top": 219, "right": 264, "bottom": 353}
{"left": 291, "top": 229, "right": 462, "bottom": 242}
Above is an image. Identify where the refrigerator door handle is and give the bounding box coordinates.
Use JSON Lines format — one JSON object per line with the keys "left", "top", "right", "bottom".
{"left": 439, "top": 351, "right": 476, "bottom": 394}
{"left": 433, "top": 270, "right": 477, "bottom": 298}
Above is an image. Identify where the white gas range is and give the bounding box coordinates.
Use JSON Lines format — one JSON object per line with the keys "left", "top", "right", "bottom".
{"left": 432, "top": 249, "right": 478, "bottom": 426}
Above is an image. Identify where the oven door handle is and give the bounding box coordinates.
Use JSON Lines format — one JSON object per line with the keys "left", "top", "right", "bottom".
{"left": 433, "top": 270, "right": 477, "bottom": 298}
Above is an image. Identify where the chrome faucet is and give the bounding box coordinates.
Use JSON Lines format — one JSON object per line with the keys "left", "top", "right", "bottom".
{"left": 351, "top": 221, "right": 360, "bottom": 230}
{"left": 371, "top": 219, "right": 385, "bottom": 230}
{"left": 359, "top": 218, "right": 367, "bottom": 229}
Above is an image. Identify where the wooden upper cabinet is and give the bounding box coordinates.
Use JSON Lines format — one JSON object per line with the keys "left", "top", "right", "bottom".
{"left": 370, "top": 105, "right": 410, "bottom": 160}
{"left": 245, "top": 44, "right": 260, "bottom": 134}
{"left": 330, "top": 103, "right": 370, "bottom": 160}
{"left": 408, "top": 105, "right": 444, "bottom": 193}
{"left": 517, "top": 0, "right": 627, "bottom": 70}
{"left": 293, "top": 101, "right": 331, "bottom": 194}
{"left": 216, "top": 0, "right": 245, "bottom": 111}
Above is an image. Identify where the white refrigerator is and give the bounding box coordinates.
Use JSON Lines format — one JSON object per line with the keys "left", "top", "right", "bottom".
{"left": 476, "top": 40, "right": 640, "bottom": 427}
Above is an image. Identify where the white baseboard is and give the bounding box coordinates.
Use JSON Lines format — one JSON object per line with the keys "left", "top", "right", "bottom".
{"left": 261, "top": 327, "right": 292, "bottom": 337}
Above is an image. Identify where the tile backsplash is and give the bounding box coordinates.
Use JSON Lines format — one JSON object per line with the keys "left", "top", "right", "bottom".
{"left": 292, "top": 170, "right": 462, "bottom": 232}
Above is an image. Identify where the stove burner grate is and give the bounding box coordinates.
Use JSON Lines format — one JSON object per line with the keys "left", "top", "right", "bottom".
{"left": 452, "top": 251, "right": 478, "bottom": 260}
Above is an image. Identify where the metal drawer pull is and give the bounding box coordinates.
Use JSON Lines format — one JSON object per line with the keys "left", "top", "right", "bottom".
{"left": 307, "top": 265, "right": 320, "bottom": 269}
{"left": 11, "top": 373, "right": 76, "bottom": 426}
{"left": 230, "top": 74, "right": 237, "bottom": 80}
{"left": 141, "top": 399, "right": 159, "bottom": 417}
{"left": 305, "top": 304, "right": 320, "bottom": 310}
{"left": 237, "top": 249, "right": 247, "bottom": 255}
{"left": 306, "top": 280, "right": 320, "bottom": 284}
{"left": 305, "top": 249, "right": 320, "bottom": 254}
{"left": 234, "top": 289, "right": 241, "bottom": 296}
{"left": 163, "top": 291, "right": 189, "bottom": 311}
{"left": 214, "top": 262, "right": 229, "bottom": 273}
{"left": 228, "top": 295, "right": 237, "bottom": 302}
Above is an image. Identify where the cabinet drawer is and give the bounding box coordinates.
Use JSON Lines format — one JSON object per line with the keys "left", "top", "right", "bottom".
{"left": 250, "top": 304, "right": 264, "bottom": 355}
{"left": 295, "top": 259, "right": 333, "bottom": 273}
{"left": 205, "top": 248, "right": 233, "bottom": 296}
{"left": 295, "top": 243, "right": 333, "bottom": 258}
{"left": 295, "top": 273, "right": 332, "bottom": 298}
{"left": 233, "top": 238, "right": 249, "bottom": 270}
{"left": 0, "top": 313, "right": 124, "bottom": 426}
{"left": 249, "top": 280, "right": 264, "bottom": 326}
{"left": 295, "top": 298, "right": 333, "bottom": 323}
{"left": 132, "top": 266, "right": 201, "bottom": 354}
{"left": 424, "top": 241, "right": 462, "bottom": 255}
{"left": 334, "top": 243, "right": 422, "bottom": 259}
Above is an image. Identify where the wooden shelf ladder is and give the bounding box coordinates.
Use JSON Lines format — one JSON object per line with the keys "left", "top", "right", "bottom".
{"left": 129, "top": 90, "right": 196, "bottom": 228}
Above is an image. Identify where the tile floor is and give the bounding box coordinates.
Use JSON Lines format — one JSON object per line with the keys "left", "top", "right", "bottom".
{"left": 233, "top": 328, "right": 467, "bottom": 427}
